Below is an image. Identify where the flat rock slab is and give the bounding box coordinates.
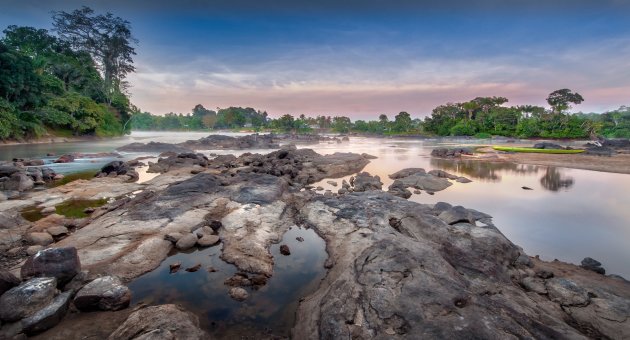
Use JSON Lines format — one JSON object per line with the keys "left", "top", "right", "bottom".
{"left": 0, "top": 277, "right": 58, "bottom": 322}
{"left": 108, "top": 304, "right": 206, "bottom": 340}
{"left": 21, "top": 247, "right": 81, "bottom": 285}
{"left": 74, "top": 276, "right": 131, "bottom": 311}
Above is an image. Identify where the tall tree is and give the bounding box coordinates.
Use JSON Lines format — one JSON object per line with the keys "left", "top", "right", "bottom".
{"left": 546, "top": 89, "right": 584, "bottom": 114}
{"left": 52, "top": 6, "right": 137, "bottom": 101}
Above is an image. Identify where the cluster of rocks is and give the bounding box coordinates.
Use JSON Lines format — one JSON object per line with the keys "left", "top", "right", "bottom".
{"left": 385, "top": 168, "right": 471, "bottom": 198}
{"left": 94, "top": 160, "right": 141, "bottom": 182}
{"left": 180, "top": 134, "right": 280, "bottom": 150}
{"left": 533, "top": 142, "right": 568, "bottom": 150}
{"left": 584, "top": 138, "right": 630, "bottom": 156}
{"left": 53, "top": 152, "right": 122, "bottom": 164}
{"left": 147, "top": 152, "right": 209, "bottom": 174}
{"left": 430, "top": 147, "right": 474, "bottom": 158}
{"left": 164, "top": 223, "right": 222, "bottom": 250}
{"left": 0, "top": 162, "right": 60, "bottom": 199}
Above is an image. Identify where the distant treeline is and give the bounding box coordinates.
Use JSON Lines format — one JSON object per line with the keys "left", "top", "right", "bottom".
{"left": 0, "top": 7, "right": 136, "bottom": 141}
{"left": 132, "top": 89, "right": 630, "bottom": 139}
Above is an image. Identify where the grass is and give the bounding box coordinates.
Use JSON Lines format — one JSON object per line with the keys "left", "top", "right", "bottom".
{"left": 47, "top": 170, "right": 98, "bottom": 188}
{"left": 493, "top": 146, "right": 585, "bottom": 154}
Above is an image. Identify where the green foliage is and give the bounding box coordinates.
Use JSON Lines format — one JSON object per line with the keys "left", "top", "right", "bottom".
{"left": 493, "top": 146, "right": 585, "bottom": 154}
{"left": 474, "top": 132, "right": 492, "bottom": 139}
{"left": 546, "top": 89, "right": 584, "bottom": 114}
{"left": 0, "top": 99, "right": 19, "bottom": 139}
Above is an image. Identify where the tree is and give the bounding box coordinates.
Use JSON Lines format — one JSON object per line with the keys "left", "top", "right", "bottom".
{"left": 393, "top": 112, "right": 412, "bottom": 133}
{"left": 546, "top": 89, "right": 584, "bottom": 114}
{"left": 52, "top": 6, "right": 137, "bottom": 100}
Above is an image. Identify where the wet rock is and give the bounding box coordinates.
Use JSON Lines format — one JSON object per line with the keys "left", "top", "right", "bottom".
{"left": 280, "top": 244, "right": 291, "bottom": 256}
{"left": 185, "top": 264, "right": 202, "bottom": 272}
{"left": 108, "top": 304, "right": 207, "bottom": 340}
{"left": 197, "top": 235, "right": 220, "bottom": 247}
{"left": 208, "top": 220, "right": 223, "bottom": 232}
{"left": 26, "top": 232, "right": 53, "bottom": 246}
{"left": 580, "top": 257, "right": 605, "bottom": 274}
{"left": 41, "top": 206, "right": 56, "bottom": 214}
{"left": 391, "top": 169, "right": 453, "bottom": 192}
{"left": 148, "top": 153, "right": 209, "bottom": 173}
{"left": 224, "top": 273, "right": 251, "bottom": 287}
{"left": 21, "top": 291, "right": 72, "bottom": 335}
{"left": 175, "top": 233, "right": 198, "bottom": 250}
{"left": 169, "top": 262, "right": 181, "bottom": 274}
{"left": 46, "top": 226, "right": 69, "bottom": 237}
{"left": 428, "top": 169, "right": 459, "bottom": 180}
{"left": 229, "top": 287, "right": 249, "bottom": 301}
{"left": 315, "top": 186, "right": 324, "bottom": 191}
{"left": 26, "top": 245, "right": 44, "bottom": 256}
{"left": 20, "top": 247, "right": 81, "bottom": 285}
{"left": 533, "top": 142, "right": 564, "bottom": 149}
{"left": 0, "top": 277, "right": 58, "bottom": 322}
{"left": 53, "top": 155, "right": 75, "bottom": 163}
{"left": 74, "top": 276, "right": 131, "bottom": 311}
{"left": 0, "top": 270, "right": 20, "bottom": 295}
{"left": 352, "top": 172, "right": 383, "bottom": 192}
{"left": 546, "top": 278, "right": 590, "bottom": 306}
{"left": 437, "top": 206, "right": 475, "bottom": 225}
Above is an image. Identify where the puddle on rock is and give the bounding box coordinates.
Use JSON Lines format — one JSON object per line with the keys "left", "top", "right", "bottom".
{"left": 20, "top": 206, "right": 45, "bottom": 222}
{"left": 128, "top": 226, "right": 327, "bottom": 338}
{"left": 54, "top": 198, "right": 108, "bottom": 218}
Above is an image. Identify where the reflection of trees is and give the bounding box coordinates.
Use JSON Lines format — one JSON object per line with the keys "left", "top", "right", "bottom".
{"left": 540, "top": 167, "right": 574, "bottom": 192}
{"left": 430, "top": 158, "right": 540, "bottom": 182}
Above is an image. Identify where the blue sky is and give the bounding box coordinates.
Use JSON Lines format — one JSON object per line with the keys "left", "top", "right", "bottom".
{"left": 1, "top": 0, "right": 629, "bottom": 118}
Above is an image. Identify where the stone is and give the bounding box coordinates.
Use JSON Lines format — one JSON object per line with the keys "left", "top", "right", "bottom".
{"left": 164, "top": 232, "right": 183, "bottom": 243}
{"left": 387, "top": 180, "right": 412, "bottom": 199}
{"left": 197, "top": 235, "right": 220, "bottom": 247}
{"left": 522, "top": 186, "right": 533, "bottom": 190}
{"left": 326, "top": 180, "right": 338, "bottom": 187}
{"left": 437, "top": 206, "right": 475, "bottom": 225}
{"left": 428, "top": 169, "right": 459, "bottom": 180}
{"left": 26, "top": 245, "right": 44, "bottom": 256}
{"left": 580, "top": 257, "right": 605, "bottom": 275}
{"left": 46, "top": 226, "right": 69, "bottom": 237}
{"left": 280, "top": 244, "right": 291, "bottom": 255}
{"left": 22, "top": 291, "right": 72, "bottom": 335}
{"left": 41, "top": 206, "right": 56, "bottom": 214}
{"left": 352, "top": 172, "right": 383, "bottom": 192}
{"left": 26, "top": 232, "right": 54, "bottom": 246}
{"left": 185, "top": 264, "right": 202, "bottom": 272}
{"left": 546, "top": 278, "right": 590, "bottom": 307}
{"left": 391, "top": 170, "right": 453, "bottom": 192}
{"left": 0, "top": 270, "right": 20, "bottom": 295}
{"left": 296, "top": 237, "right": 304, "bottom": 242}
{"left": 0, "top": 277, "right": 58, "bottom": 322}
{"left": 514, "top": 254, "right": 533, "bottom": 267}
{"left": 520, "top": 277, "right": 547, "bottom": 294}
{"left": 208, "top": 220, "right": 222, "bottom": 231}
{"left": 1, "top": 173, "right": 34, "bottom": 192}
{"left": 108, "top": 304, "right": 207, "bottom": 340}
{"left": 54, "top": 155, "right": 75, "bottom": 163}
{"left": 74, "top": 276, "right": 131, "bottom": 311}
{"left": 431, "top": 147, "right": 473, "bottom": 158}
{"left": 175, "top": 233, "right": 198, "bottom": 250}
{"left": 21, "top": 247, "right": 81, "bottom": 285}
{"left": 533, "top": 142, "right": 564, "bottom": 149}
{"left": 169, "top": 263, "right": 181, "bottom": 274}
{"left": 456, "top": 176, "right": 472, "bottom": 183}
{"left": 229, "top": 287, "right": 249, "bottom": 301}
{"left": 388, "top": 168, "right": 425, "bottom": 179}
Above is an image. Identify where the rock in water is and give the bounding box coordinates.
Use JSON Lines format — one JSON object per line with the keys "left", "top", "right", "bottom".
{"left": 0, "top": 277, "right": 58, "bottom": 322}
{"left": 175, "top": 233, "right": 197, "bottom": 250}
{"left": 229, "top": 287, "right": 249, "bottom": 301}
{"left": 522, "top": 186, "right": 533, "bottom": 190}
{"left": 169, "top": 262, "right": 181, "bottom": 274}
{"left": 108, "top": 304, "right": 207, "bottom": 340}
{"left": 21, "top": 247, "right": 81, "bottom": 285}
{"left": 280, "top": 244, "right": 291, "bottom": 255}
{"left": 22, "top": 291, "right": 72, "bottom": 335}
{"left": 352, "top": 172, "right": 383, "bottom": 192}
{"left": 74, "top": 276, "right": 131, "bottom": 311}
{"left": 580, "top": 257, "right": 605, "bottom": 274}
{"left": 0, "top": 270, "right": 21, "bottom": 295}
{"left": 185, "top": 264, "right": 202, "bottom": 272}
{"left": 197, "top": 235, "right": 220, "bottom": 247}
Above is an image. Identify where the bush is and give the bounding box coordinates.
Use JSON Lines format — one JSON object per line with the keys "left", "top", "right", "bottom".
{"left": 449, "top": 120, "right": 477, "bottom": 136}
{"left": 474, "top": 132, "right": 492, "bottom": 139}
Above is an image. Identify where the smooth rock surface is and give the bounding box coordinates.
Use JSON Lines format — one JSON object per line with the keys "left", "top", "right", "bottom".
{"left": 0, "top": 277, "right": 58, "bottom": 322}
{"left": 107, "top": 304, "right": 207, "bottom": 340}
{"left": 22, "top": 291, "right": 72, "bottom": 335}
{"left": 21, "top": 247, "right": 81, "bottom": 285}
{"left": 74, "top": 276, "right": 131, "bottom": 311}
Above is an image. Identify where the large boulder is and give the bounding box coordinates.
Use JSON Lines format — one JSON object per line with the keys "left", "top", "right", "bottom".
{"left": 431, "top": 147, "right": 473, "bottom": 158}
{"left": 580, "top": 257, "right": 605, "bottom": 275}
{"left": 21, "top": 247, "right": 81, "bottom": 285}
{"left": 107, "top": 304, "right": 207, "bottom": 340}
{"left": 0, "top": 172, "right": 34, "bottom": 191}
{"left": 0, "top": 277, "right": 58, "bottom": 322}
{"left": 0, "top": 270, "right": 20, "bottom": 295}
{"left": 21, "top": 291, "right": 72, "bottom": 335}
{"left": 74, "top": 276, "right": 131, "bottom": 311}
{"left": 352, "top": 172, "right": 383, "bottom": 192}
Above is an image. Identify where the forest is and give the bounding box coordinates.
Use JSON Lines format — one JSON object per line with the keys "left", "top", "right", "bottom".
{"left": 0, "top": 7, "right": 135, "bottom": 140}
{"left": 131, "top": 90, "right": 630, "bottom": 139}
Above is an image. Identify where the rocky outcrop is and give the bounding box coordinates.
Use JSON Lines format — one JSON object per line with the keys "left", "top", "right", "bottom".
{"left": 147, "top": 153, "right": 209, "bottom": 173}
{"left": 431, "top": 147, "right": 473, "bottom": 158}
{"left": 0, "top": 162, "right": 59, "bottom": 194}
{"left": 352, "top": 172, "right": 383, "bottom": 192}
{"left": 95, "top": 160, "right": 140, "bottom": 182}
{"left": 180, "top": 133, "right": 280, "bottom": 150}
{"left": 116, "top": 141, "right": 192, "bottom": 153}
{"left": 108, "top": 304, "right": 207, "bottom": 340}
{"left": 21, "top": 247, "right": 81, "bottom": 285}
{"left": 387, "top": 168, "right": 452, "bottom": 193}
{"left": 73, "top": 276, "right": 131, "bottom": 311}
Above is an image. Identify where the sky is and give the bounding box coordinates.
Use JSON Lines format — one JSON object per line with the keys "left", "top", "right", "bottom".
{"left": 1, "top": 0, "right": 629, "bottom": 119}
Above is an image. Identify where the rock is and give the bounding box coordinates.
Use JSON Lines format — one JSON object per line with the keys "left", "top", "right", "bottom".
{"left": 26, "top": 232, "right": 53, "bottom": 246}
{"left": 413, "top": 190, "right": 421, "bottom": 194}
{"left": 520, "top": 277, "right": 547, "bottom": 295}
{"left": 22, "top": 159, "right": 45, "bottom": 166}
{"left": 116, "top": 142, "right": 192, "bottom": 154}
{"left": 21, "top": 291, "right": 72, "bottom": 335}
{"left": 326, "top": 180, "right": 338, "bottom": 187}
{"left": 338, "top": 188, "right": 348, "bottom": 194}
{"left": 315, "top": 186, "right": 324, "bottom": 191}
{"left": 389, "top": 168, "right": 425, "bottom": 179}
{"left": 46, "top": 226, "right": 69, "bottom": 237}
{"left": 437, "top": 206, "right": 475, "bottom": 225}
{"left": 224, "top": 273, "right": 251, "bottom": 287}
{"left": 391, "top": 169, "right": 453, "bottom": 192}
{"left": 0, "top": 277, "right": 58, "bottom": 322}
{"left": 456, "top": 176, "right": 472, "bottom": 183}
{"left": 53, "top": 155, "right": 75, "bottom": 163}
{"left": 584, "top": 146, "right": 615, "bottom": 156}
{"left": 108, "top": 304, "right": 207, "bottom": 340}
{"left": 20, "top": 247, "right": 81, "bottom": 285}
{"left": 175, "top": 233, "right": 198, "bottom": 250}
{"left": 164, "top": 232, "right": 183, "bottom": 243}
{"left": 0, "top": 270, "right": 20, "bottom": 295}
{"left": 433, "top": 202, "right": 452, "bottom": 213}
{"left": 522, "top": 186, "right": 533, "bottom": 190}
{"left": 74, "top": 276, "right": 131, "bottom": 311}
{"left": 580, "top": 257, "right": 605, "bottom": 274}
{"left": 361, "top": 153, "right": 377, "bottom": 159}
{"left": 514, "top": 254, "right": 533, "bottom": 267}
{"left": 533, "top": 142, "right": 564, "bottom": 149}
{"left": 431, "top": 147, "right": 473, "bottom": 158}
{"left": 197, "top": 235, "right": 220, "bottom": 247}
{"left": 296, "top": 237, "right": 304, "bottom": 242}
{"left": 169, "top": 263, "right": 181, "bottom": 274}
{"left": 536, "top": 270, "right": 555, "bottom": 279}
{"left": 386, "top": 180, "right": 412, "bottom": 199}
{"left": 428, "top": 169, "right": 459, "bottom": 180}
{"left": 546, "top": 278, "right": 590, "bottom": 307}
{"left": 26, "top": 245, "right": 44, "bottom": 256}
{"left": 352, "top": 172, "right": 383, "bottom": 192}
{"left": 41, "top": 206, "right": 56, "bottom": 214}
{"left": 185, "top": 264, "right": 202, "bottom": 272}
{"left": 208, "top": 220, "right": 222, "bottom": 232}
{"left": 229, "top": 287, "right": 249, "bottom": 301}
{"left": 280, "top": 244, "right": 291, "bottom": 255}
{"left": 0, "top": 173, "right": 34, "bottom": 192}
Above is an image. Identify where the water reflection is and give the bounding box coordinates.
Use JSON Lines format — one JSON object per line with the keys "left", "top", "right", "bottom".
{"left": 430, "top": 158, "right": 540, "bottom": 182}
{"left": 540, "top": 167, "right": 575, "bottom": 192}
{"left": 128, "top": 227, "right": 327, "bottom": 338}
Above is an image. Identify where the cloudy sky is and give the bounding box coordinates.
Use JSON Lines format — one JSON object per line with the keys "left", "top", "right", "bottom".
{"left": 1, "top": 0, "right": 629, "bottom": 119}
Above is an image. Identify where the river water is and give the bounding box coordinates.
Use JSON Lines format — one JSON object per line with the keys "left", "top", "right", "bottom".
{"left": 2, "top": 131, "right": 629, "bottom": 335}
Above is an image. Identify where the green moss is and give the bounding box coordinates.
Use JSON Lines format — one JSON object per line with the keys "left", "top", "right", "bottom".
{"left": 21, "top": 206, "right": 45, "bottom": 222}
{"left": 493, "top": 146, "right": 585, "bottom": 154}
{"left": 54, "top": 198, "right": 108, "bottom": 218}
{"left": 47, "top": 170, "right": 98, "bottom": 188}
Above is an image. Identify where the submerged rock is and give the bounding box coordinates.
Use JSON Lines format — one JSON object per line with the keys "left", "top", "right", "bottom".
{"left": 74, "top": 276, "right": 131, "bottom": 311}
{"left": 280, "top": 244, "right": 291, "bottom": 255}
{"left": 108, "top": 304, "right": 207, "bottom": 340}
{"left": 229, "top": 287, "right": 249, "bottom": 301}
